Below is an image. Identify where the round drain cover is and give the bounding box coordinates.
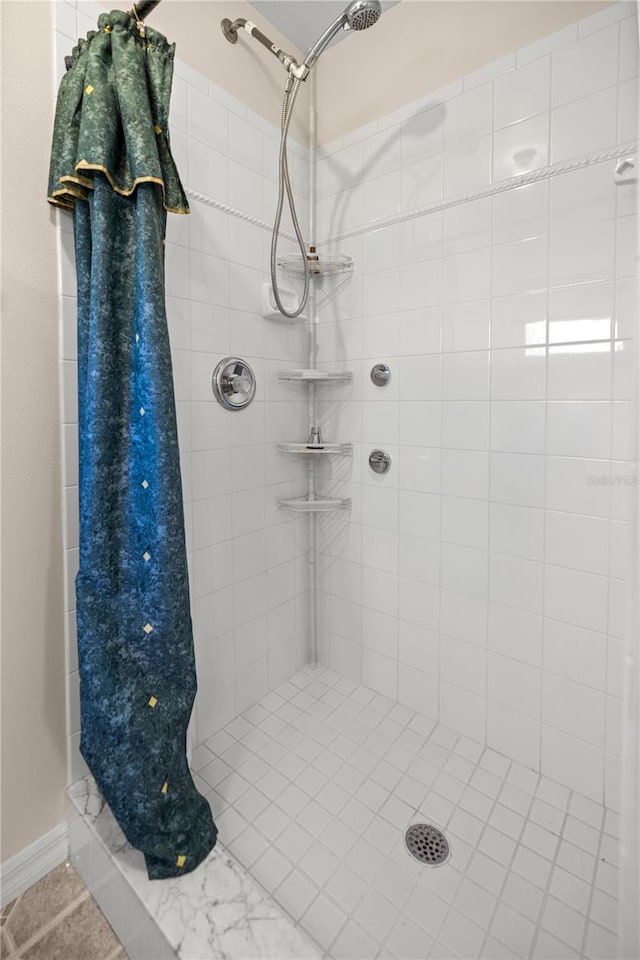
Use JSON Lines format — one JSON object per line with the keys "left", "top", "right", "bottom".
{"left": 405, "top": 823, "right": 450, "bottom": 865}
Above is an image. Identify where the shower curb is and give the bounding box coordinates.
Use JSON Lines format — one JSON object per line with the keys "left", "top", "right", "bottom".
{"left": 67, "top": 777, "right": 318, "bottom": 960}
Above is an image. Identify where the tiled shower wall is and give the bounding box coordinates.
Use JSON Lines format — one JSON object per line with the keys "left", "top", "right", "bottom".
{"left": 54, "top": 1, "right": 311, "bottom": 782}
{"left": 163, "top": 60, "right": 311, "bottom": 744}
{"left": 314, "top": 1, "right": 639, "bottom": 809}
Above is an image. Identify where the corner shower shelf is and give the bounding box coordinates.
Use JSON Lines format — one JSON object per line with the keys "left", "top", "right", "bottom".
{"left": 278, "top": 369, "right": 353, "bottom": 383}
{"left": 279, "top": 497, "right": 351, "bottom": 513}
{"left": 278, "top": 441, "right": 352, "bottom": 456}
{"left": 277, "top": 253, "right": 353, "bottom": 279}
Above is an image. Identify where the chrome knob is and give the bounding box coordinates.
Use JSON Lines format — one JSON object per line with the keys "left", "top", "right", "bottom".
{"left": 369, "top": 449, "right": 391, "bottom": 474}
{"left": 370, "top": 363, "right": 391, "bottom": 386}
{"left": 212, "top": 357, "right": 257, "bottom": 410}
{"left": 229, "top": 372, "right": 252, "bottom": 394}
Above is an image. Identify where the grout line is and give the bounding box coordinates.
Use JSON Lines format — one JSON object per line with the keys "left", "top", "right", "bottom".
{"left": 2, "top": 923, "right": 17, "bottom": 955}
{"left": 528, "top": 789, "right": 574, "bottom": 959}
{"left": 435, "top": 165, "right": 445, "bottom": 730}
{"left": 603, "top": 101, "right": 622, "bottom": 811}
{"left": 426, "top": 749, "right": 515, "bottom": 953}
{"left": 104, "top": 947, "right": 125, "bottom": 960}
{"left": 484, "top": 74, "right": 496, "bottom": 754}
{"left": 476, "top": 757, "right": 537, "bottom": 959}
{"left": 9, "top": 890, "right": 90, "bottom": 959}
{"left": 580, "top": 803, "right": 608, "bottom": 959}
{"left": 538, "top": 68, "right": 553, "bottom": 782}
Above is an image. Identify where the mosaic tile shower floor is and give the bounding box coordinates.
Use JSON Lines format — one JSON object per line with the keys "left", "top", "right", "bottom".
{"left": 192, "top": 665, "right": 620, "bottom": 960}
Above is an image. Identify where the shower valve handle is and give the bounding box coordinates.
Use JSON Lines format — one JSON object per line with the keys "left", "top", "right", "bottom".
{"left": 228, "top": 372, "right": 251, "bottom": 394}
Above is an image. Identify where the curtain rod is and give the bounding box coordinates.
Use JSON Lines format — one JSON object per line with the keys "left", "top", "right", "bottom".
{"left": 64, "top": 1, "right": 162, "bottom": 70}
{"left": 132, "top": 1, "right": 162, "bottom": 19}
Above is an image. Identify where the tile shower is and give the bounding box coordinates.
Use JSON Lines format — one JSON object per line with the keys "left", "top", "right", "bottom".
{"left": 313, "top": 4, "right": 638, "bottom": 812}
{"left": 54, "top": 1, "right": 638, "bottom": 958}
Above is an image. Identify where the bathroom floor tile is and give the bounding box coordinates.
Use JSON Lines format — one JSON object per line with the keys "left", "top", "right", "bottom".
{"left": 1, "top": 862, "right": 123, "bottom": 960}
{"left": 3, "top": 862, "right": 86, "bottom": 949}
{"left": 18, "top": 898, "right": 120, "bottom": 960}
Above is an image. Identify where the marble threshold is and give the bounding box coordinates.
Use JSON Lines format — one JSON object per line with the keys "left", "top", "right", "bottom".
{"left": 67, "top": 777, "right": 318, "bottom": 960}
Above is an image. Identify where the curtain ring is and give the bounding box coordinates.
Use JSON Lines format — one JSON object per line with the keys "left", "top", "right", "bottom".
{"left": 131, "top": 3, "right": 146, "bottom": 37}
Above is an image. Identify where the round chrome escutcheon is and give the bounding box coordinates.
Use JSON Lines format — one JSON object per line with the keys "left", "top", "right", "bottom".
{"left": 212, "top": 357, "right": 257, "bottom": 410}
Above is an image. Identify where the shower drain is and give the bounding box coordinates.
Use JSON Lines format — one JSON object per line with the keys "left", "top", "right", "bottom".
{"left": 405, "top": 823, "right": 450, "bottom": 865}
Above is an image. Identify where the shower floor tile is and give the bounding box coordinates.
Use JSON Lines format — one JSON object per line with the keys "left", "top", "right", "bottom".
{"left": 194, "top": 666, "right": 620, "bottom": 959}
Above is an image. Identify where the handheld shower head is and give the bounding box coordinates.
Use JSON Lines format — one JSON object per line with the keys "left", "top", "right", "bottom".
{"left": 303, "top": 0, "right": 382, "bottom": 70}
{"left": 220, "top": 0, "right": 384, "bottom": 319}
{"left": 345, "top": 0, "right": 382, "bottom": 31}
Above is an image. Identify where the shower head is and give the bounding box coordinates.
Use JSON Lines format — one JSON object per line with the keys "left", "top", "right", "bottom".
{"left": 303, "top": 0, "right": 382, "bottom": 70}
{"left": 345, "top": 0, "right": 383, "bottom": 31}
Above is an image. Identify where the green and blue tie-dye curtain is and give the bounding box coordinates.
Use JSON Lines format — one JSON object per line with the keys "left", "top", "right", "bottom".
{"left": 48, "top": 10, "right": 217, "bottom": 880}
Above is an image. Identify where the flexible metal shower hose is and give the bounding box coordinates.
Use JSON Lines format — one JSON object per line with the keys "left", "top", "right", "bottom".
{"left": 270, "top": 76, "right": 310, "bottom": 319}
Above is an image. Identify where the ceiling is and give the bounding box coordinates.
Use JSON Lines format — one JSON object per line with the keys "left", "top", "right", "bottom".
{"left": 247, "top": 0, "right": 398, "bottom": 56}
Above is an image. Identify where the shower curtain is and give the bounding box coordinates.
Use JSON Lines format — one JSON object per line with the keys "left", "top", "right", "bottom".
{"left": 48, "top": 10, "right": 217, "bottom": 880}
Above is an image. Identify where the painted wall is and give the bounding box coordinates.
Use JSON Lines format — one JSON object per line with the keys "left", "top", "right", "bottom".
{"left": 316, "top": 0, "right": 615, "bottom": 144}
{"left": 314, "top": 1, "right": 638, "bottom": 808}
{"left": 0, "top": 2, "right": 67, "bottom": 860}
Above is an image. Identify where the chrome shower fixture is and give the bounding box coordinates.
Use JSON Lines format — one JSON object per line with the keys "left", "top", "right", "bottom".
{"left": 301, "top": 0, "right": 382, "bottom": 76}
{"left": 221, "top": 0, "right": 382, "bottom": 81}
{"left": 221, "top": 16, "right": 310, "bottom": 79}
{"left": 221, "top": 0, "right": 383, "bottom": 318}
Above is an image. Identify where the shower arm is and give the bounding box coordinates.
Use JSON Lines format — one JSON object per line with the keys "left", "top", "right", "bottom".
{"left": 221, "top": 11, "right": 351, "bottom": 81}
{"left": 221, "top": 18, "right": 310, "bottom": 80}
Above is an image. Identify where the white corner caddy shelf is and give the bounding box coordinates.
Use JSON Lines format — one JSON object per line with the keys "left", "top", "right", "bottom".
{"left": 277, "top": 369, "right": 353, "bottom": 383}
{"left": 278, "top": 441, "right": 353, "bottom": 456}
{"left": 265, "top": 246, "right": 353, "bottom": 666}
{"left": 274, "top": 253, "right": 354, "bottom": 311}
{"left": 276, "top": 252, "right": 353, "bottom": 281}
{"left": 274, "top": 251, "right": 355, "bottom": 515}
{"left": 272, "top": 251, "right": 354, "bottom": 666}
{"left": 278, "top": 496, "right": 352, "bottom": 513}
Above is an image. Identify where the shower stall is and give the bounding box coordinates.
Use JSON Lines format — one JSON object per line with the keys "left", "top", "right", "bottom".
{"left": 55, "top": 0, "right": 639, "bottom": 957}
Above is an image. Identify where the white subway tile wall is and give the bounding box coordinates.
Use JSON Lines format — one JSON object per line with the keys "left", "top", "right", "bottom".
{"left": 314, "top": 2, "right": 638, "bottom": 809}
{"left": 54, "top": 1, "right": 311, "bottom": 781}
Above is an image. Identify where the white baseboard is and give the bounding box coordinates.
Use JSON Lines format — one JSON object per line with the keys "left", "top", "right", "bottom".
{"left": 0, "top": 822, "right": 69, "bottom": 908}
